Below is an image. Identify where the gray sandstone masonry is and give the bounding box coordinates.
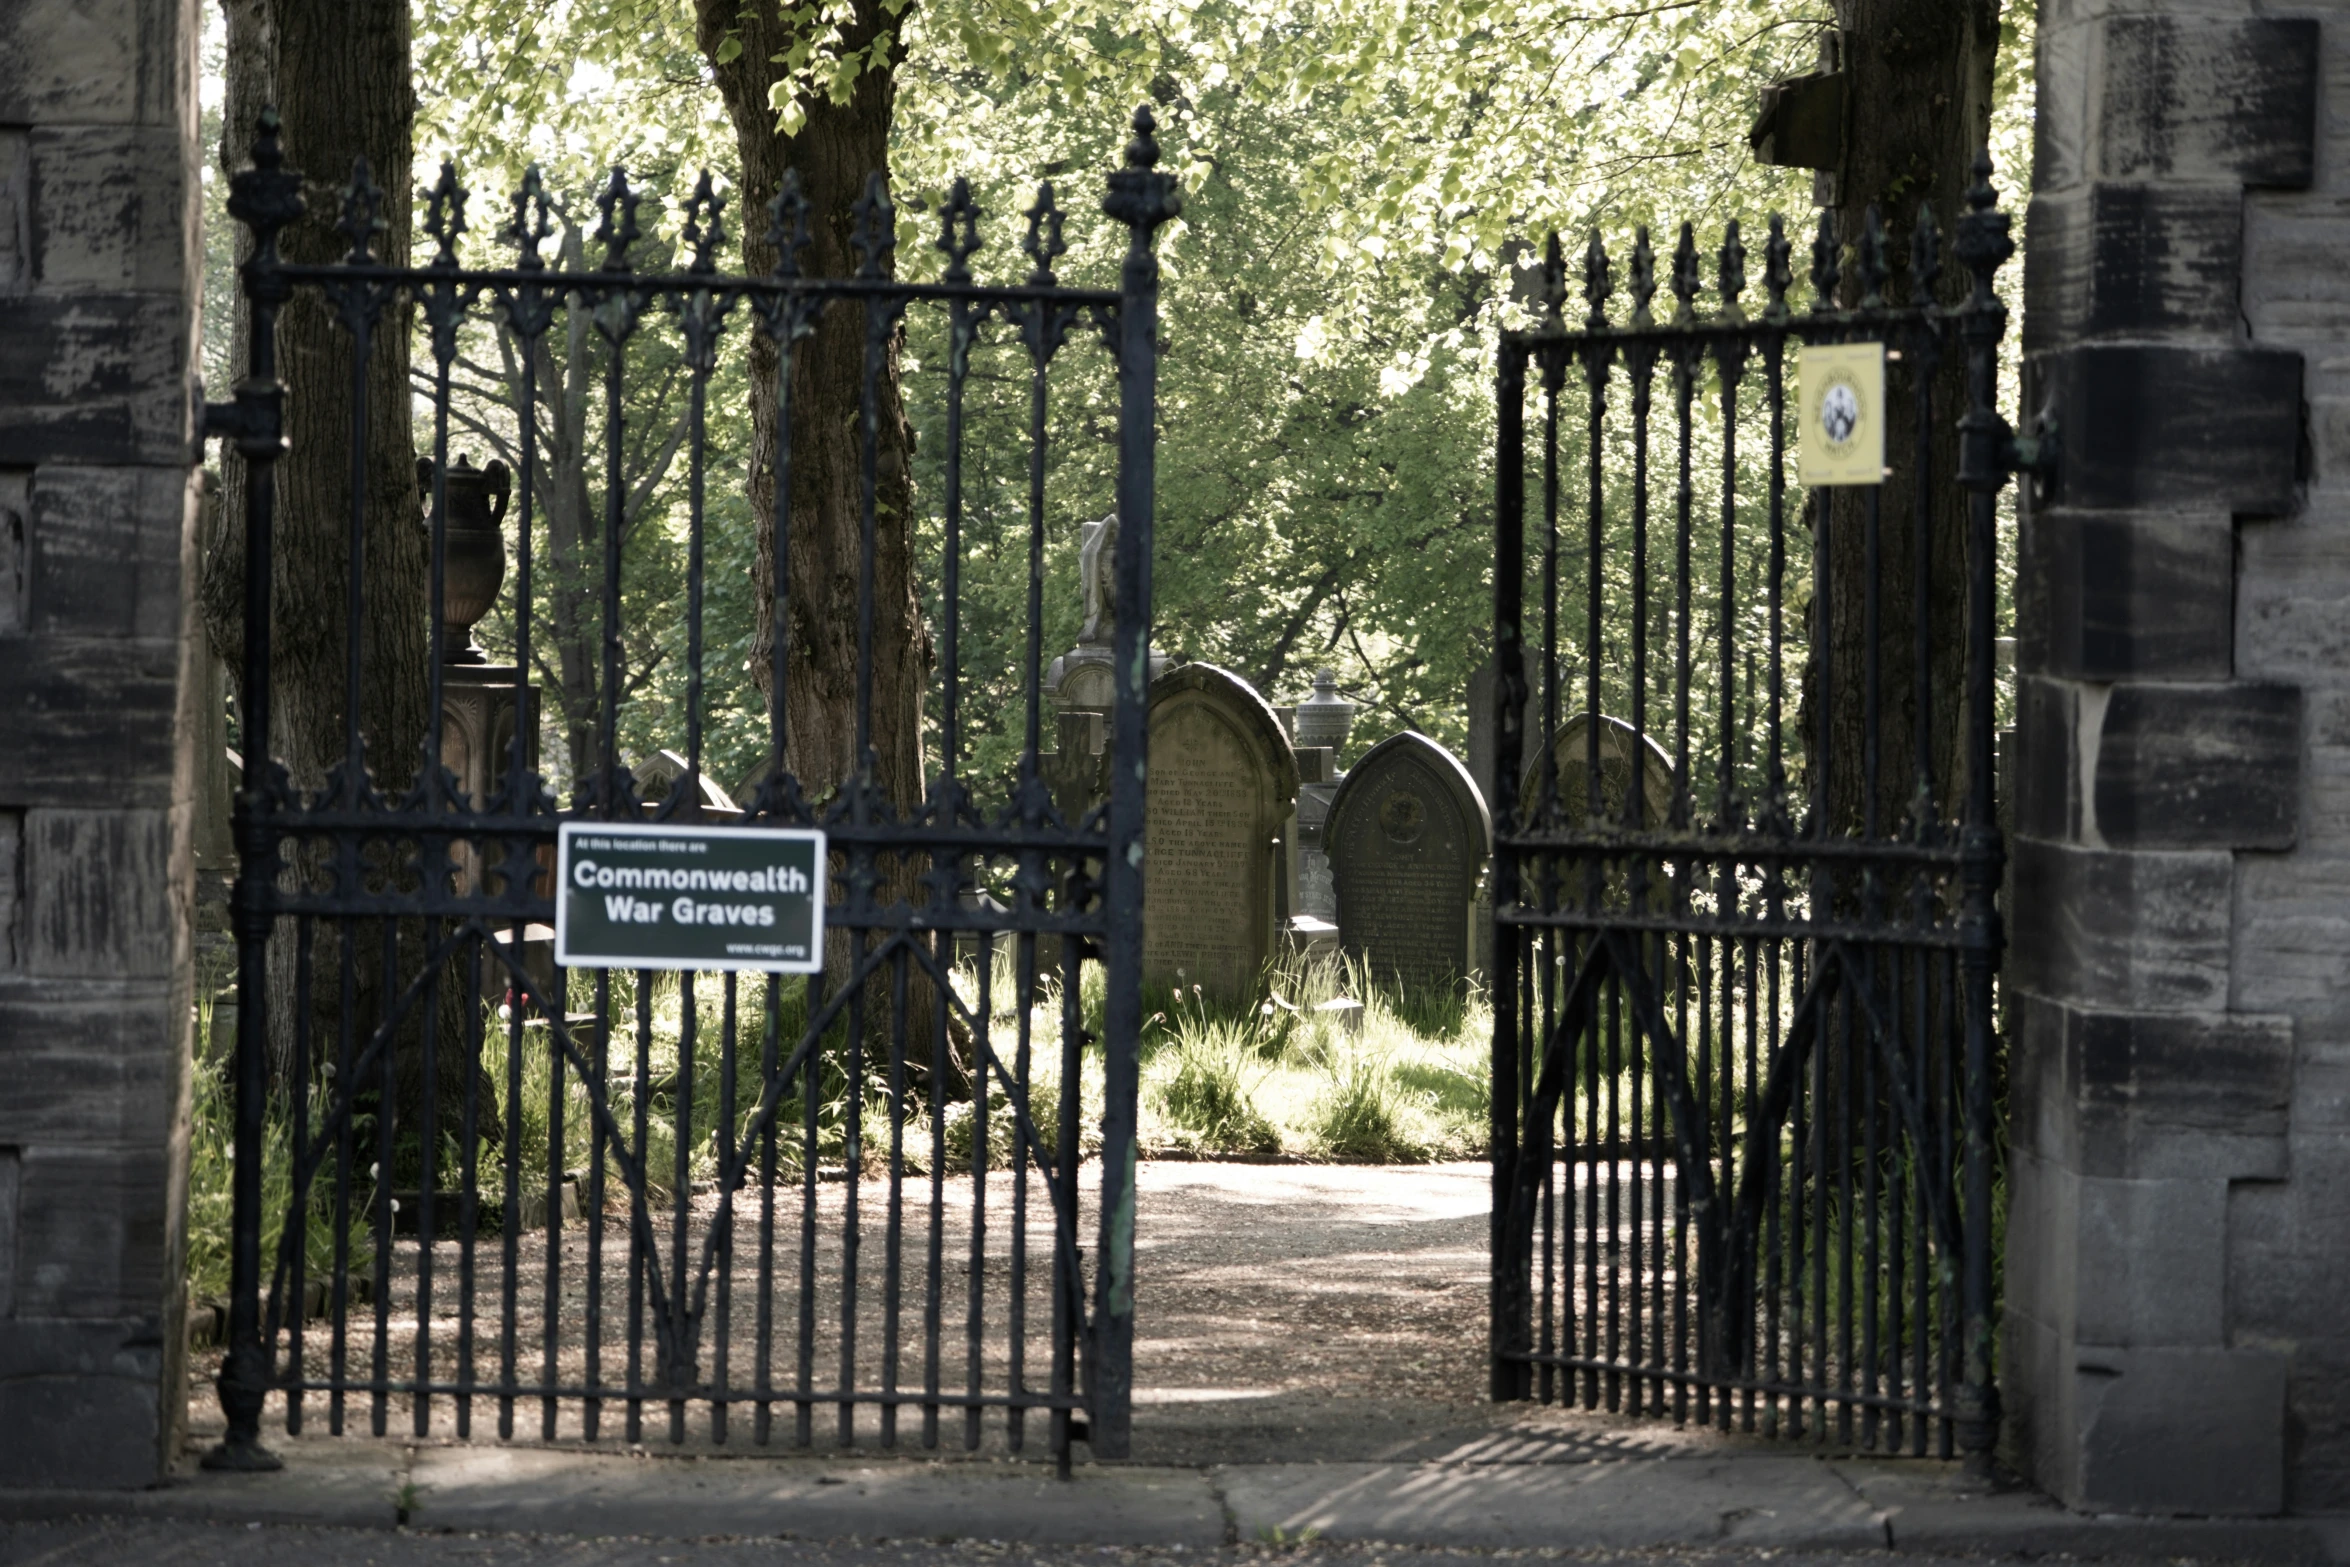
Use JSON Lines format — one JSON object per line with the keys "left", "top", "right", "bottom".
{"left": 0, "top": 0, "right": 206, "bottom": 1488}
{"left": 2012, "top": 0, "right": 2347, "bottom": 1516}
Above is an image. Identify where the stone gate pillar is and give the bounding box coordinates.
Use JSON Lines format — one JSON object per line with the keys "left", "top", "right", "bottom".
{"left": 0, "top": 0, "right": 206, "bottom": 1485}
{"left": 2012, "top": 2, "right": 2345, "bottom": 1514}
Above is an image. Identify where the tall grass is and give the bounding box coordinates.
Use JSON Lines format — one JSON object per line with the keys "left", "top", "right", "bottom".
{"left": 1138, "top": 948, "right": 1491, "bottom": 1160}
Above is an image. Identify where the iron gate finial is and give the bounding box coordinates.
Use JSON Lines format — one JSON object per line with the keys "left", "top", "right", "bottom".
{"left": 852, "top": 171, "right": 897, "bottom": 278}
{"left": 683, "top": 170, "right": 726, "bottom": 274}
{"left": 765, "top": 169, "right": 813, "bottom": 278}
{"left": 1762, "top": 213, "right": 1792, "bottom": 323}
{"left": 337, "top": 157, "right": 386, "bottom": 265}
{"left": 936, "top": 177, "right": 983, "bottom": 283}
{"left": 1808, "top": 209, "right": 1840, "bottom": 312}
{"left": 505, "top": 164, "right": 555, "bottom": 269}
{"left": 425, "top": 160, "right": 468, "bottom": 268}
{"left": 594, "top": 166, "right": 643, "bottom": 271}
{"left": 1718, "top": 219, "right": 1748, "bottom": 324}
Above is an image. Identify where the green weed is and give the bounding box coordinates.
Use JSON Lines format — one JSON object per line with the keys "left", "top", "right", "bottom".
{"left": 1158, "top": 1023, "right": 1282, "bottom": 1154}
{"left": 1312, "top": 1053, "right": 1427, "bottom": 1161}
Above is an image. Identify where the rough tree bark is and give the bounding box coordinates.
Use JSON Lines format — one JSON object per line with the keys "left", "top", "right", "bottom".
{"left": 690, "top": 0, "right": 929, "bottom": 812}
{"left": 204, "top": 0, "right": 498, "bottom": 1150}
{"left": 690, "top": 2, "right": 956, "bottom": 1082}
{"left": 1804, "top": 0, "right": 2002, "bottom": 846}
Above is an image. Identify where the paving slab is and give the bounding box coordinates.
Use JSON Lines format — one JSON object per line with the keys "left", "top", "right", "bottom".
{"left": 1214, "top": 1456, "right": 1881, "bottom": 1550}
{"left": 4, "top": 1442, "right": 2347, "bottom": 1560}
{"left": 411, "top": 1447, "right": 1227, "bottom": 1545}
{"left": 1840, "top": 1460, "right": 2335, "bottom": 1561}
{"left": 0, "top": 1439, "right": 405, "bottom": 1529}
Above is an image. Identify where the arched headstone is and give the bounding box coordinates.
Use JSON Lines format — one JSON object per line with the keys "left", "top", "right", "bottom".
{"left": 1328, "top": 733, "right": 1492, "bottom": 993}
{"left": 634, "top": 748, "right": 739, "bottom": 815}
{"left": 1519, "top": 713, "right": 1676, "bottom": 827}
{"left": 1144, "top": 664, "right": 1299, "bottom": 1001}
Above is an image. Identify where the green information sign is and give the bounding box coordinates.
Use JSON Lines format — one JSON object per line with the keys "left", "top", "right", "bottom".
{"left": 554, "top": 821, "right": 826, "bottom": 973}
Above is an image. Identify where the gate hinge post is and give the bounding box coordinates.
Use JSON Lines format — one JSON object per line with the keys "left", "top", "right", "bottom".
{"left": 2003, "top": 408, "right": 2060, "bottom": 505}
{"left": 1956, "top": 406, "right": 2061, "bottom": 505}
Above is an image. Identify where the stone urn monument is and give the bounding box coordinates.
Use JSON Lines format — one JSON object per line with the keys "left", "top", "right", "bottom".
{"left": 417, "top": 453, "right": 511, "bottom": 664}
{"left": 420, "top": 453, "right": 539, "bottom": 988}
{"left": 1293, "top": 669, "right": 1357, "bottom": 753}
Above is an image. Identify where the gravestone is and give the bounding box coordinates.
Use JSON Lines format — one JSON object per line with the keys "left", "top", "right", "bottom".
{"left": 1043, "top": 708, "right": 1108, "bottom": 824}
{"left": 1522, "top": 713, "right": 1676, "bottom": 828}
{"left": 1043, "top": 511, "right": 1170, "bottom": 714}
{"left": 1327, "top": 733, "right": 1491, "bottom": 993}
{"left": 1292, "top": 743, "right": 1340, "bottom": 922}
{"left": 634, "top": 748, "right": 739, "bottom": 816}
{"left": 1144, "top": 664, "right": 1298, "bottom": 1000}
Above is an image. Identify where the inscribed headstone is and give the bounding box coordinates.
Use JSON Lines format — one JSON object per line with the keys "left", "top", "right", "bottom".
{"left": 1143, "top": 664, "right": 1298, "bottom": 1001}
{"left": 1522, "top": 713, "right": 1676, "bottom": 828}
{"left": 1327, "top": 733, "right": 1492, "bottom": 993}
{"left": 1519, "top": 714, "right": 1680, "bottom": 916}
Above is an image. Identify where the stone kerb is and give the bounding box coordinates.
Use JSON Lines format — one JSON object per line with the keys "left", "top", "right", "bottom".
{"left": 1326, "top": 732, "right": 1491, "bottom": 995}
{"left": 1143, "top": 663, "right": 1299, "bottom": 1002}
{"left": 0, "top": 0, "right": 206, "bottom": 1489}
{"left": 2011, "top": 3, "right": 2324, "bottom": 1517}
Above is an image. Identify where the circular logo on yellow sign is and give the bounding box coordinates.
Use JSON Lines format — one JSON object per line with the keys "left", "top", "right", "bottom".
{"left": 1817, "top": 372, "right": 1864, "bottom": 453}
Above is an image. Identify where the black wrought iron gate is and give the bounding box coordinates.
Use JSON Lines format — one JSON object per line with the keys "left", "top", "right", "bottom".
{"left": 202, "top": 109, "right": 1177, "bottom": 1471}
{"left": 1488, "top": 161, "right": 2041, "bottom": 1468}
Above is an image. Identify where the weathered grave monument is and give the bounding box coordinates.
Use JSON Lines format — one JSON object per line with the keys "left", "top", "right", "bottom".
{"left": 1488, "top": 714, "right": 1676, "bottom": 978}
{"left": 1327, "top": 731, "right": 1489, "bottom": 993}
{"left": 1465, "top": 658, "right": 1538, "bottom": 812}
{"left": 1044, "top": 511, "right": 1170, "bottom": 821}
{"left": 1522, "top": 712, "right": 1675, "bottom": 827}
{"left": 428, "top": 454, "right": 535, "bottom": 823}
{"left": 633, "top": 748, "right": 740, "bottom": 816}
{"left": 1288, "top": 670, "right": 1355, "bottom": 928}
{"left": 1142, "top": 663, "right": 1298, "bottom": 1000}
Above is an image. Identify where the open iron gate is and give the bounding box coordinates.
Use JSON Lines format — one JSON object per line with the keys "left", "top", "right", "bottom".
{"left": 202, "top": 109, "right": 1177, "bottom": 1472}
{"left": 1488, "top": 160, "right": 2044, "bottom": 1469}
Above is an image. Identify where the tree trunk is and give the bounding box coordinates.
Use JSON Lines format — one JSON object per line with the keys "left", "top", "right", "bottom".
{"left": 692, "top": 2, "right": 956, "bottom": 1088}
{"left": 1804, "top": 0, "right": 2001, "bottom": 856}
{"left": 531, "top": 240, "right": 606, "bottom": 796}
{"left": 692, "top": 0, "right": 929, "bottom": 811}
{"left": 205, "top": 0, "right": 498, "bottom": 1153}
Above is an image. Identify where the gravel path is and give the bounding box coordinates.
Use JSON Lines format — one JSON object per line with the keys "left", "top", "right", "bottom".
{"left": 1124, "top": 1162, "right": 1497, "bottom": 1463}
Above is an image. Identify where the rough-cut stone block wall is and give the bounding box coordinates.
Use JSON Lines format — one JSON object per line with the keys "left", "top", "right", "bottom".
{"left": 0, "top": 0, "right": 204, "bottom": 1487}
{"left": 2014, "top": 0, "right": 2344, "bottom": 1515}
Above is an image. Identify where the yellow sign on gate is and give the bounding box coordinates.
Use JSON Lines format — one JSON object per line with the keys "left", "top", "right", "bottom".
{"left": 1798, "top": 341, "right": 1885, "bottom": 487}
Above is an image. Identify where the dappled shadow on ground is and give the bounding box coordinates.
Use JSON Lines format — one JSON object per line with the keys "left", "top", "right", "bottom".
{"left": 185, "top": 1160, "right": 1763, "bottom": 1468}
{"left": 1123, "top": 1163, "right": 1757, "bottom": 1466}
